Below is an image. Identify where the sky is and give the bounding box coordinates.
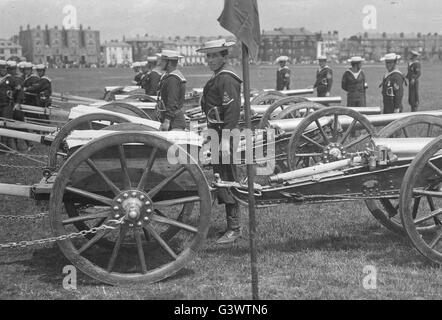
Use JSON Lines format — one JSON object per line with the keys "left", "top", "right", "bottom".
{"left": 1, "top": 0, "right": 442, "bottom": 41}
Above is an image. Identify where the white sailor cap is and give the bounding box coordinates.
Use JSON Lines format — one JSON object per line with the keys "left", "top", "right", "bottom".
{"left": 0, "top": 60, "right": 7, "bottom": 67}
{"left": 160, "top": 50, "right": 184, "bottom": 60}
{"left": 348, "top": 56, "right": 365, "bottom": 63}
{"left": 276, "top": 56, "right": 289, "bottom": 63}
{"left": 131, "top": 61, "right": 141, "bottom": 68}
{"left": 139, "top": 61, "right": 149, "bottom": 67}
{"left": 6, "top": 60, "right": 17, "bottom": 68}
{"left": 196, "top": 39, "right": 235, "bottom": 54}
{"left": 147, "top": 56, "right": 158, "bottom": 63}
{"left": 33, "top": 64, "right": 47, "bottom": 70}
{"left": 410, "top": 50, "right": 421, "bottom": 57}
{"left": 381, "top": 53, "right": 401, "bottom": 62}
{"left": 317, "top": 55, "right": 328, "bottom": 61}
{"left": 23, "top": 62, "right": 33, "bottom": 69}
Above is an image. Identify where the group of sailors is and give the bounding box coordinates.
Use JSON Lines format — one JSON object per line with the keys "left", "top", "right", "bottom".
{"left": 275, "top": 51, "right": 422, "bottom": 114}
{"left": 0, "top": 60, "right": 52, "bottom": 150}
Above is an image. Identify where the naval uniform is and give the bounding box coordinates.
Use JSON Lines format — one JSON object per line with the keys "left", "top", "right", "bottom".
{"left": 406, "top": 60, "right": 421, "bottom": 112}
{"left": 25, "top": 75, "right": 52, "bottom": 120}
{"left": 134, "top": 72, "right": 144, "bottom": 86}
{"left": 276, "top": 66, "right": 291, "bottom": 91}
{"left": 341, "top": 69, "right": 367, "bottom": 107}
{"left": 381, "top": 69, "right": 406, "bottom": 114}
{"left": 201, "top": 66, "right": 242, "bottom": 231}
{"left": 0, "top": 73, "right": 16, "bottom": 148}
{"left": 158, "top": 69, "right": 187, "bottom": 130}
{"left": 314, "top": 66, "right": 333, "bottom": 97}
{"left": 142, "top": 69, "right": 162, "bottom": 96}
{"left": 22, "top": 74, "right": 40, "bottom": 106}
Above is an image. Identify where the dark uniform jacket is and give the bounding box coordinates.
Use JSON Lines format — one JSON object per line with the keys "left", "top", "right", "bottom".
{"left": 341, "top": 69, "right": 367, "bottom": 107}
{"left": 141, "top": 69, "right": 162, "bottom": 96}
{"left": 26, "top": 75, "right": 52, "bottom": 108}
{"left": 11, "top": 74, "right": 24, "bottom": 103}
{"left": 158, "top": 69, "right": 187, "bottom": 130}
{"left": 276, "top": 66, "right": 290, "bottom": 91}
{"left": 406, "top": 61, "right": 421, "bottom": 82}
{"left": 405, "top": 61, "right": 421, "bottom": 111}
{"left": 134, "top": 72, "right": 143, "bottom": 86}
{"left": 381, "top": 69, "right": 406, "bottom": 114}
{"left": 314, "top": 66, "right": 333, "bottom": 97}
{"left": 23, "top": 74, "right": 42, "bottom": 106}
{"left": 0, "top": 74, "right": 15, "bottom": 119}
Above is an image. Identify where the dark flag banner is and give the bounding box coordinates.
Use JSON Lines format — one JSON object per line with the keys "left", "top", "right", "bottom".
{"left": 218, "top": 0, "right": 261, "bottom": 60}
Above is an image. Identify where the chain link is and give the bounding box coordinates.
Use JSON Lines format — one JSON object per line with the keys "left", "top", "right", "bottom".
{"left": 0, "top": 219, "right": 123, "bottom": 250}
{"left": 0, "top": 212, "right": 48, "bottom": 222}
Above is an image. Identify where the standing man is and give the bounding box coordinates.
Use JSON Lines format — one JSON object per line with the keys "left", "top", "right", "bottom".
{"left": 22, "top": 62, "right": 39, "bottom": 106}
{"left": 406, "top": 50, "right": 422, "bottom": 112}
{"left": 380, "top": 53, "right": 406, "bottom": 114}
{"left": 157, "top": 50, "right": 187, "bottom": 131}
{"left": 141, "top": 56, "right": 162, "bottom": 96}
{"left": 275, "top": 56, "right": 291, "bottom": 91}
{"left": 0, "top": 60, "right": 16, "bottom": 149}
{"left": 131, "top": 62, "right": 143, "bottom": 86}
{"left": 24, "top": 64, "right": 52, "bottom": 120}
{"left": 197, "top": 39, "right": 242, "bottom": 244}
{"left": 341, "top": 56, "right": 368, "bottom": 107}
{"left": 313, "top": 56, "right": 333, "bottom": 97}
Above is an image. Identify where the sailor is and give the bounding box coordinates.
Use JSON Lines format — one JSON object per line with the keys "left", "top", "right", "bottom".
{"left": 6, "top": 60, "right": 24, "bottom": 104}
{"left": 341, "top": 56, "right": 368, "bottom": 107}
{"left": 197, "top": 39, "right": 242, "bottom": 244}
{"left": 157, "top": 50, "right": 187, "bottom": 131}
{"left": 313, "top": 56, "right": 333, "bottom": 97}
{"left": 380, "top": 53, "right": 406, "bottom": 114}
{"left": 132, "top": 62, "right": 143, "bottom": 86}
{"left": 0, "top": 60, "right": 16, "bottom": 148}
{"left": 406, "top": 50, "right": 422, "bottom": 112}
{"left": 22, "top": 62, "right": 40, "bottom": 106}
{"left": 141, "top": 56, "right": 162, "bottom": 96}
{"left": 24, "top": 64, "right": 52, "bottom": 120}
{"left": 275, "top": 56, "right": 291, "bottom": 91}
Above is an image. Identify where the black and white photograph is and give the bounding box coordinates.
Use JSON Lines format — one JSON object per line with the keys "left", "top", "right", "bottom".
{"left": 0, "top": 0, "right": 441, "bottom": 302}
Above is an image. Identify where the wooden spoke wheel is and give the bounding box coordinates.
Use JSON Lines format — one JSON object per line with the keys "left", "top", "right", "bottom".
{"left": 257, "top": 97, "right": 308, "bottom": 129}
{"left": 399, "top": 135, "right": 442, "bottom": 265}
{"left": 48, "top": 113, "right": 131, "bottom": 171}
{"left": 287, "top": 107, "right": 376, "bottom": 171}
{"left": 123, "top": 94, "right": 157, "bottom": 103}
{"left": 366, "top": 115, "right": 442, "bottom": 235}
{"left": 250, "top": 90, "right": 287, "bottom": 106}
{"left": 49, "top": 131, "right": 212, "bottom": 285}
{"left": 99, "top": 102, "right": 152, "bottom": 120}
{"left": 274, "top": 102, "right": 324, "bottom": 120}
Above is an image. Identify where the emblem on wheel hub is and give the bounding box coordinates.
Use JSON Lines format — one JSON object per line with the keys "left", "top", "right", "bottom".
{"left": 112, "top": 190, "right": 153, "bottom": 227}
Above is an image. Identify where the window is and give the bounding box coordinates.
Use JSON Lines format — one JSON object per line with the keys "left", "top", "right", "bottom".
{"left": 0, "top": 49, "right": 4, "bottom": 54}
{"left": 10, "top": 48, "right": 17, "bottom": 54}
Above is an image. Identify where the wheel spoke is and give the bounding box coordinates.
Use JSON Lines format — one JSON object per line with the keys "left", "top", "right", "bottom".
{"left": 426, "top": 124, "right": 433, "bottom": 137}
{"left": 343, "top": 134, "right": 371, "bottom": 150}
{"left": 62, "top": 211, "right": 109, "bottom": 225}
{"left": 135, "top": 229, "right": 147, "bottom": 274}
{"left": 314, "top": 120, "right": 329, "bottom": 144}
{"left": 412, "top": 197, "right": 421, "bottom": 219}
{"left": 118, "top": 145, "right": 131, "bottom": 190}
{"left": 65, "top": 187, "right": 114, "bottom": 206}
{"left": 144, "top": 225, "right": 178, "bottom": 260}
{"left": 414, "top": 208, "right": 442, "bottom": 225}
{"left": 293, "top": 153, "right": 323, "bottom": 158}
{"left": 339, "top": 119, "right": 357, "bottom": 145}
{"left": 413, "top": 189, "right": 442, "bottom": 199}
{"left": 151, "top": 214, "right": 198, "bottom": 234}
{"left": 402, "top": 127, "right": 409, "bottom": 138}
{"left": 77, "top": 228, "right": 113, "bottom": 254}
{"left": 300, "top": 134, "right": 325, "bottom": 150}
{"left": 426, "top": 160, "right": 442, "bottom": 177}
{"left": 332, "top": 114, "right": 338, "bottom": 141}
{"left": 147, "top": 167, "right": 186, "bottom": 199}
{"left": 107, "top": 225, "right": 129, "bottom": 272}
{"left": 86, "top": 158, "right": 121, "bottom": 196}
{"left": 155, "top": 196, "right": 201, "bottom": 207}
{"left": 137, "top": 147, "right": 158, "bottom": 190}
{"left": 428, "top": 229, "right": 442, "bottom": 249}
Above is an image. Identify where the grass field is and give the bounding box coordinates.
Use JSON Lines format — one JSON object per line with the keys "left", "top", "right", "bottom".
{"left": 0, "top": 63, "right": 441, "bottom": 300}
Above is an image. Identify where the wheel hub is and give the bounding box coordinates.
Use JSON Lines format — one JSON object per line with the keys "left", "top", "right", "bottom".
{"left": 112, "top": 190, "right": 154, "bottom": 227}
{"left": 323, "top": 143, "right": 346, "bottom": 162}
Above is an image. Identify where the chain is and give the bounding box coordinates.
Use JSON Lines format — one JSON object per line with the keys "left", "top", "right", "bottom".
{"left": 0, "top": 218, "right": 123, "bottom": 250}
{"left": 0, "top": 212, "right": 48, "bottom": 221}
{"left": 0, "top": 163, "right": 46, "bottom": 170}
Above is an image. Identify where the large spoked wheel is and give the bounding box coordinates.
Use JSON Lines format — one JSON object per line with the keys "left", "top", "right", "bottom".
{"left": 399, "top": 135, "right": 442, "bottom": 265}
{"left": 366, "top": 115, "right": 442, "bottom": 235}
{"left": 99, "top": 102, "right": 152, "bottom": 120}
{"left": 123, "top": 94, "right": 157, "bottom": 103}
{"left": 274, "top": 102, "right": 325, "bottom": 120}
{"left": 287, "top": 107, "right": 376, "bottom": 171}
{"left": 48, "top": 113, "right": 131, "bottom": 171}
{"left": 250, "top": 90, "right": 287, "bottom": 106}
{"left": 50, "top": 131, "right": 212, "bottom": 285}
{"left": 257, "top": 97, "right": 308, "bottom": 129}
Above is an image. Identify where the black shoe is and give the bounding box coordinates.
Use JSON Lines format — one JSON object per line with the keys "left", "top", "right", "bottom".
{"left": 216, "top": 228, "right": 242, "bottom": 244}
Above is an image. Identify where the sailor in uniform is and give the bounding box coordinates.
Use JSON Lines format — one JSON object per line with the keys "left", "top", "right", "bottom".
{"left": 141, "top": 56, "right": 162, "bottom": 96}
{"left": 406, "top": 50, "right": 422, "bottom": 112}
{"left": 313, "top": 56, "right": 333, "bottom": 97}
{"left": 275, "top": 56, "right": 291, "bottom": 91}
{"left": 341, "top": 56, "right": 368, "bottom": 107}
{"left": 380, "top": 53, "right": 406, "bottom": 114}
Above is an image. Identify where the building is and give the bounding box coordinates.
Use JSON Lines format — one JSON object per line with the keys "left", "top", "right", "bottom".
{"left": 18, "top": 24, "right": 101, "bottom": 67}
{"left": 0, "top": 39, "right": 22, "bottom": 61}
{"left": 317, "top": 31, "right": 340, "bottom": 60}
{"left": 125, "top": 35, "right": 164, "bottom": 62}
{"left": 102, "top": 40, "right": 133, "bottom": 66}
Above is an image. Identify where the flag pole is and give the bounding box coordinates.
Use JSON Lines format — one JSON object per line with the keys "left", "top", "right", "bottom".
{"left": 241, "top": 42, "right": 259, "bottom": 300}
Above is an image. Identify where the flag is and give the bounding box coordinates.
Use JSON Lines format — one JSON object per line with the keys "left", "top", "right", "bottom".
{"left": 218, "top": 0, "right": 261, "bottom": 60}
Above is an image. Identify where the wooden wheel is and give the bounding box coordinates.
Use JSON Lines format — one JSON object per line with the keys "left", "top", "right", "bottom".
{"left": 99, "top": 102, "right": 152, "bottom": 120}
{"left": 48, "top": 113, "right": 131, "bottom": 171}
{"left": 366, "top": 115, "right": 442, "bottom": 235}
{"left": 250, "top": 90, "right": 287, "bottom": 106}
{"left": 123, "top": 94, "right": 157, "bottom": 103}
{"left": 287, "top": 107, "right": 376, "bottom": 171}
{"left": 274, "top": 102, "right": 324, "bottom": 120}
{"left": 49, "top": 131, "right": 212, "bottom": 285}
{"left": 257, "top": 97, "right": 308, "bottom": 129}
{"left": 399, "top": 135, "right": 442, "bottom": 265}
